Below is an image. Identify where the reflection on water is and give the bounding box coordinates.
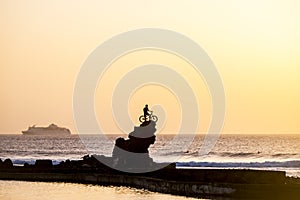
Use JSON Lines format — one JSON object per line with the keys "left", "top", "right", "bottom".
{"left": 0, "top": 180, "right": 202, "bottom": 200}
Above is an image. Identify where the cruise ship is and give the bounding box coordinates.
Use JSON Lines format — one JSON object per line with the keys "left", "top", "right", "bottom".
{"left": 22, "top": 124, "right": 71, "bottom": 135}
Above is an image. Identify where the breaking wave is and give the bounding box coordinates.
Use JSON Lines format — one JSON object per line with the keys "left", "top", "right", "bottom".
{"left": 176, "top": 160, "right": 300, "bottom": 168}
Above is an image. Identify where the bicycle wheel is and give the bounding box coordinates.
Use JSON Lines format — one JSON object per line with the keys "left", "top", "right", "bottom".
{"left": 139, "top": 115, "right": 145, "bottom": 122}
{"left": 151, "top": 115, "right": 158, "bottom": 122}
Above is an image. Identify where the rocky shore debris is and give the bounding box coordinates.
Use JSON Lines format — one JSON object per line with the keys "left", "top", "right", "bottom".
{"left": 0, "top": 159, "right": 13, "bottom": 168}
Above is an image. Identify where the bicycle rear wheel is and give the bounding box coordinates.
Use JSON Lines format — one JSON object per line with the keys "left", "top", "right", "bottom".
{"left": 139, "top": 115, "right": 145, "bottom": 122}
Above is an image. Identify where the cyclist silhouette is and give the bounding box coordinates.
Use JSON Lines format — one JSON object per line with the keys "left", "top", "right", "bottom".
{"left": 139, "top": 105, "right": 158, "bottom": 123}
{"left": 143, "top": 104, "right": 150, "bottom": 121}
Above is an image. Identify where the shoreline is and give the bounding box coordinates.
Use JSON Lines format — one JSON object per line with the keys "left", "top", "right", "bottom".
{"left": 1, "top": 157, "right": 300, "bottom": 199}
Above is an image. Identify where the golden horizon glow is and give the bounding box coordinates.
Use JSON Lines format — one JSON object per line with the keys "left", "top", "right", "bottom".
{"left": 0, "top": 0, "right": 300, "bottom": 134}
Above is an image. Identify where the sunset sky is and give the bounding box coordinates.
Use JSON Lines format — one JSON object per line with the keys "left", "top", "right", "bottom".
{"left": 1, "top": 0, "right": 299, "bottom": 134}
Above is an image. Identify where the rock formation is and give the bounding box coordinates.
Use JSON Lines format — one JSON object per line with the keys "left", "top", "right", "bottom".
{"left": 2, "top": 159, "right": 13, "bottom": 168}
{"left": 112, "top": 121, "right": 157, "bottom": 169}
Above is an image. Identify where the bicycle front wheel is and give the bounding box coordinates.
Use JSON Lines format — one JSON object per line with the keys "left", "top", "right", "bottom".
{"left": 151, "top": 115, "right": 158, "bottom": 122}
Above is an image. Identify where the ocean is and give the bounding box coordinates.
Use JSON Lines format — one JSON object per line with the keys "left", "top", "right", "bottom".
{"left": 0, "top": 134, "right": 299, "bottom": 199}
{"left": 0, "top": 134, "right": 299, "bottom": 177}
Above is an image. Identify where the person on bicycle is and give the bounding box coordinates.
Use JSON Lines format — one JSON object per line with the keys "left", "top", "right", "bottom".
{"left": 143, "top": 104, "right": 151, "bottom": 121}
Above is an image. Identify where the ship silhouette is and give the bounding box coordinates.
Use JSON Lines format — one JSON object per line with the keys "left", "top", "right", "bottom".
{"left": 22, "top": 124, "right": 71, "bottom": 135}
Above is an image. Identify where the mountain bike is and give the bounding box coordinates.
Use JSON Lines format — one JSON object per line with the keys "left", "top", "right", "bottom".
{"left": 139, "top": 111, "right": 158, "bottom": 122}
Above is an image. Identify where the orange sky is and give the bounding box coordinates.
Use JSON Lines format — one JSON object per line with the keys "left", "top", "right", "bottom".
{"left": 0, "top": 0, "right": 300, "bottom": 134}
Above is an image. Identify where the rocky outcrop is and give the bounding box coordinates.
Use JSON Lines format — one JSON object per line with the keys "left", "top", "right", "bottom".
{"left": 2, "top": 159, "right": 13, "bottom": 168}
{"left": 112, "top": 121, "right": 156, "bottom": 169}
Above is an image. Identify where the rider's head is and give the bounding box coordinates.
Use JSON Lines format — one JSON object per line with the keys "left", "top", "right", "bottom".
{"left": 145, "top": 104, "right": 148, "bottom": 107}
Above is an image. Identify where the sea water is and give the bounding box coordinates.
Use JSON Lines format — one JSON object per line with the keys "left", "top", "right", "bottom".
{"left": 0, "top": 134, "right": 299, "bottom": 199}
{"left": 0, "top": 134, "right": 299, "bottom": 177}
